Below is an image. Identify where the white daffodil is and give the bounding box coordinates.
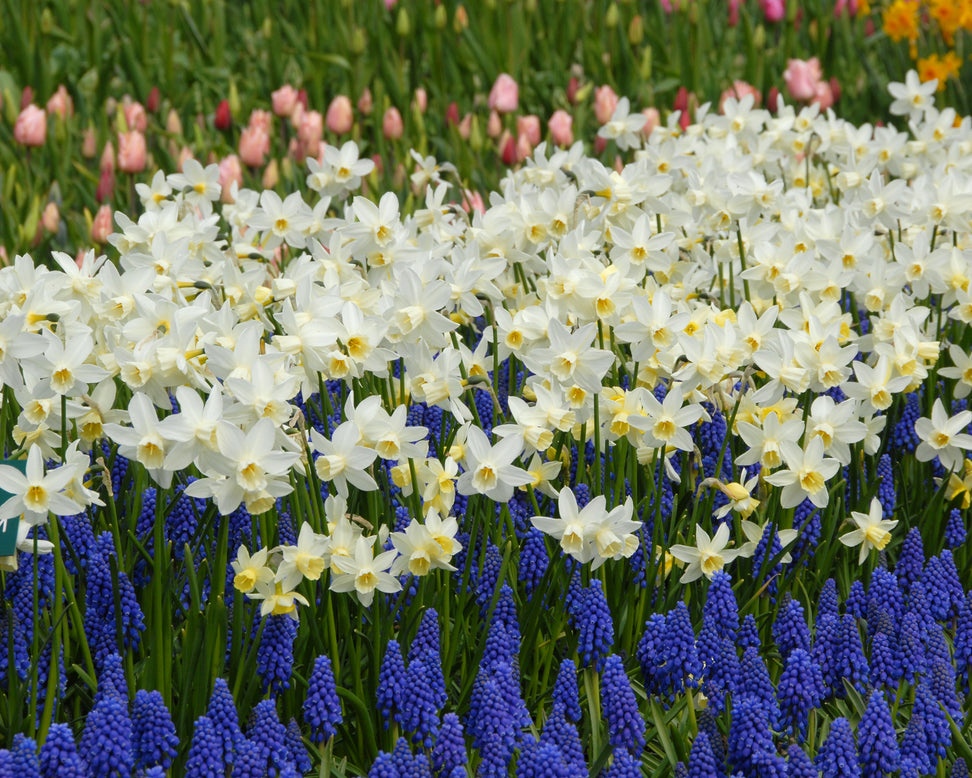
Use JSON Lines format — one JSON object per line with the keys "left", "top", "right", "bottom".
{"left": 456, "top": 426, "right": 532, "bottom": 503}
{"left": 838, "top": 497, "right": 898, "bottom": 564}
{"left": 329, "top": 536, "right": 401, "bottom": 607}
{"left": 0, "top": 444, "right": 82, "bottom": 525}
{"left": 915, "top": 398, "right": 972, "bottom": 472}
{"left": 669, "top": 523, "right": 743, "bottom": 583}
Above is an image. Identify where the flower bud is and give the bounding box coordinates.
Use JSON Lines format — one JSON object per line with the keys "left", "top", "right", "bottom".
{"left": 146, "top": 86, "right": 160, "bottom": 113}
{"left": 214, "top": 99, "right": 232, "bottom": 131}
{"left": 605, "top": 2, "right": 620, "bottom": 26}
{"left": 357, "top": 88, "right": 374, "bottom": 116}
{"left": 92, "top": 204, "right": 113, "bottom": 244}
{"left": 396, "top": 7, "right": 410, "bottom": 36}
{"left": 382, "top": 106, "right": 404, "bottom": 139}
{"left": 434, "top": 3, "right": 447, "bottom": 27}
{"left": 14, "top": 105, "right": 46, "bottom": 147}
{"left": 454, "top": 5, "right": 469, "bottom": 32}
{"left": 262, "top": 158, "right": 279, "bottom": 189}
{"left": 629, "top": 14, "right": 644, "bottom": 44}
{"left": 81, "top": 127, "right": 97, "bottom": 158}
{"left": 41, "top": 201, "right": 59, "bottom": 234}
{"left": 117, "top": 130, "right": 147, "bottom": 173}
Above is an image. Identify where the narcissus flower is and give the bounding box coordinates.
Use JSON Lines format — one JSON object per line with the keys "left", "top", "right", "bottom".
{"left": 669, "top": 523, "right": 743, "bottom": 583}
{"left": 839, "top": 497, "right": 898, "bottom": 564}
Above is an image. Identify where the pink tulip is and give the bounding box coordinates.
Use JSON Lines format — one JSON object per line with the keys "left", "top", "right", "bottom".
{"left": 249, "top": 109, "right": 273, "bottom": 135}
{"left": 593, "top": 85, "right": 619, "bottom": 125}
{"left": 728, "top": 0, "right": 742, "bottom": 25}
{"left": 500, "top": 131, "right": 517, "bottom": 165}
{"left": 272, "top": 84, "right": 299, "bottom": 118}
{"left": 458, "top": 113, "right": 473, "bottom": 140}
{"left": 488, "top": 73, "right": 519, "bottom": 114}
{"left": 81, "top": 128, "right": 97, "bottom": 158}
{"left": 123, "top": 100, "right": 148, "bottom": 132}
{"left": 641, "top": 107, "right": 661, "bottom": 137}
{"left": 413, "top": 87, "right": 428, "bottom": 114}
{"left": 783, "top": 58, "right": 823, "bottom": 102}
{"left": 14, "top": 105, "right": 47, "bottom": 147}
{"left": 45, "top": 85, "right": 73, "bottom": 120}
{"left": 299, "top": 110, "right": 324, "bottom": 150}
{"left": 41, "top": 202, "right": 60, "bottom": 233}
{"left": 262, "top": 159, "right": 279, "bottom": 189}
{"left": 92, "top": 204, "right": 113, "bottom": 244}
{"left": 219, "top": 155, "right": 243, "bottom": 202}
{"left": 96, "top": 166, "right": 115, "bottom": 202}
{"left": 719, "top": 80, "right": 762, "bottom": 112}
{"left": 461, "top": 189, "right": 486, "bottom": 214}
{"left": 516, "top": 115, "right": 541, "bottom": 147}
{"left": 383, "top": 107, "right": 404, "bottom": 140}
{"left": 487, "top": 109, "right": 503, "bottom": 138}
{"left": 117, "top": 130, "right": 147, "bottom": 173}
{"left": 100, "top": 141, "right": 115, "bottom": 174}
{"left": 445, "top": 101, "right": 460, "bottom": 127}
{"left": 357, "top": 88, "right": 374, "bottom": 116}
{"left": 325, "top": 95, "right": 353, "bottom": 134}
{"left": 239, "top": 124, "right": 270, "bottom": 167}
{"left": 515, "top": 132, "right": 532, "bottom": 162}
{"left": 177, "top": 147, "right": 194, "bottom": 172}
{"left": 166, "top": 109, "right": 183, "bottom": 136}
{"left": 760, "top": 0, "right": 785, "bottom": 22}
{"left": 812, "top": 80, "right": 835, "bottom": 110}
{"left": 548, "top": 109, "right": 574, "bottom": 146}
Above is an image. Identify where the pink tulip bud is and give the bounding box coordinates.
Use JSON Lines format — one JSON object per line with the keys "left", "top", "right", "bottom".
{"left": 760, "top": 0, "right": 785, "bottom": 22}
{"left": 41, "top": 202, "right": 60, "bottom": 234}
{"left": 767, "top": 87, "right": 781, "bottom": 112}
{"left": 96, "top": 166, "right": 115, "bottom": 202}
{"left": 641, "top": 107, "right": 660, "bottom": 137}
{"left": 829, "top": 77, "right": 841, "bottom": 104}
{"left": 177, "top": 147, "right": 194, "bottom": 172}
{"left": 728, "top": 0, "right": 741, "bottom": 25}
{"left": 548, "top": 109, "right": 574, "bottom": 146}
{"left": 593, "top": 85, "right": 619, "bottom": 125}
{"left": 262, "top": 159, "right": 279, "bottom": 189}
{"left": 325, "top": 95, "right": 353, "bottom": 134}
{"left": 214, "top": 99, "right": 232, "bottom": 131}
{"left": 382, "top": 106, "right": 404, "bottom": 140}
{"left": 567, "top": 76, "right": 581, "bottom": 105}
{"left": 445, "top": 101, "right": 460, "bottom": 127}
{"left": 783, "top": 58, "right": 823, "bottom": 102}
{"left": 117, "top": 130, "right": 147, "bottom": 173}
{"left": 719, "top": 80, "right": 762, "bottom": 112}
{"left": 14, "top": 105, "right": 47, "bottom": 147}
{"left": 45, "top": 85, "right": 73, "bottom": 120}
{"left": 515, "top": 131, "right": 533, "bottom": 162}
{"left": 239, "top": 124, "right": 270, "bottom": 167}
{"left": 299, "top": 109, "right": 324, "bottom": 150}
{"left": 516, "top": 115, "right": 541, "bottom": 147}
{"left": 488, "top": 73, "right": 519, "bottom": 114}
{"left": 166, "top": 109, "right": 183, "bottom": 136}
{"left": 249, "top": 109, "right": 273, "bottom": 135}
{"left": 458, "top": 113, "right": 473, "bottom": 140}
{"left": 500, "top": 131, "right": 517, "bottom": 165}
{"left": 594, "top": 136, "right": 608, "bottom": 155}
{"left": 123, "top": 99, "right": 148, "bottom": 132}
{"left": 812, "top": 80, "right": 835, "bottom": 110}
{"left": 81, "top": 128, "right": 97, "bottom": 158}
{"left": 92, "top": 204, "right": 113, "bottom": 244}
{"left": 357, "top": 88, "right": 374, "bottom": 116}
{"left": 146, "top": 86, "right": 160, "bottom": 113}
{"left": 0, "top": 247, "right": 7, "bottom": 266}
{"left": 20, "top": 86, "right": 33, "bottom": 110}
{"left": 461, "top": 189, "right": 485, "bottom": 214}
{"left": 272, "top": 84, "right": 299, "bottom": 118}
{"left": 100, "top": 141, "right": 115, "bottom": 174}
{"left": 413, "top": 87, "right": 428, "bottom": 114}
{"left": 487, "top": 109, "right": 502, "bottom": 138}
{"left": 219, "top": 155, "right": 243, "bottom": 202}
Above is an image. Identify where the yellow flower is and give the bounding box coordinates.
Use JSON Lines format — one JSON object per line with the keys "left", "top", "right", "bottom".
{"left": 883, "top": 0, "right": 920, "bottom": 42}
{"left": 917, "top": 52, "right": 963, "bottom": 90}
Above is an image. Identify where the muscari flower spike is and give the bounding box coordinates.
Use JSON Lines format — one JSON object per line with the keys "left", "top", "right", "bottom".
{"left": 304, "top": 654, "right": 343, "bottom": 743}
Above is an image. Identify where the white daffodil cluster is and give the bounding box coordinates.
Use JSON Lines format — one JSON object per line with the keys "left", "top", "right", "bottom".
{"left": 1, "top": 72, "right": 970, "bottom": 599}
{"left": 230, "top": 495, "right": 462, "bottom": 612}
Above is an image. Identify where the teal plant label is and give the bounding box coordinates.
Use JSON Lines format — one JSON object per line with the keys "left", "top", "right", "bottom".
{"left": 0, "top": 459, "right": 27, "bottom": 557}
